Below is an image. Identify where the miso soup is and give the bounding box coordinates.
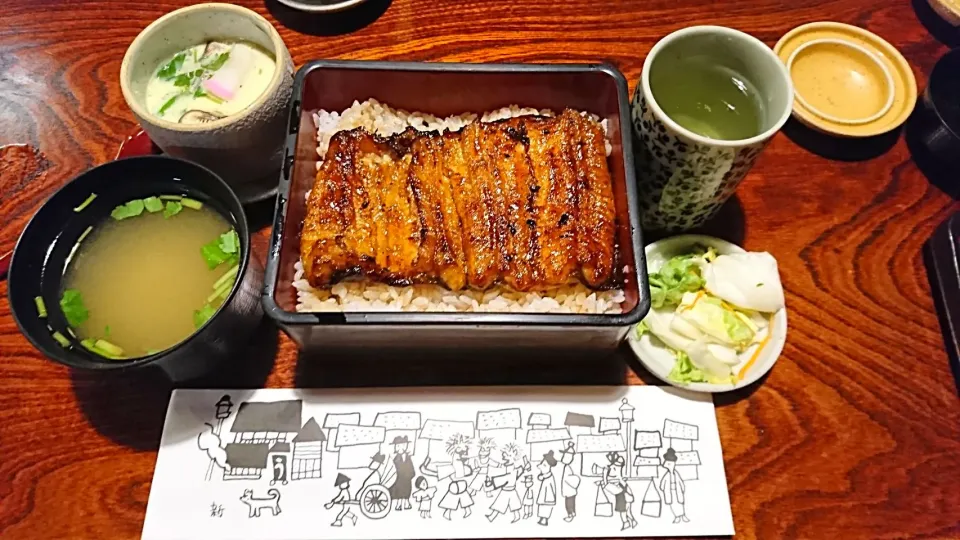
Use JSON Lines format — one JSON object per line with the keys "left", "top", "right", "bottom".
{"left": 60, "top": 197, "right": 240, "bottom": 359}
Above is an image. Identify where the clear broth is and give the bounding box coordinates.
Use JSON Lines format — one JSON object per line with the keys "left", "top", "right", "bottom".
{"left": 650, "top": 55, "right": 765, "bottom": 141}
{"left": 62, "top": 206, "right": 234, "bottom": 356}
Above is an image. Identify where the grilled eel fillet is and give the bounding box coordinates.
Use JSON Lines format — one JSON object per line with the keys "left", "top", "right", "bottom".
{"left": 301, "top": 109, "right": 617, "bottom": 292}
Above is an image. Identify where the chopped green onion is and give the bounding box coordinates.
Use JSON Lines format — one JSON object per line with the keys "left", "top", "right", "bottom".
{"left": 158, "top": 94, "right": 180, "bottom": 116}
{"left": 35, "top": 296, "right": 47, "bottom": 318}
{"left": 212, "top": 264, "right": 239, "bottom": 291}
{"left": 77, "top": 225, "right": 93, "bottom": 244}
{"left": 104, "top": 325, "right": 111, "bottom": 338}
{"left": 193, "top": 304, "right": 217, "bottom": 329}
{"left": 181, "top": 197, "right": 203, "bottom": 210}
{"left": 52, "top": 331, "right": 71, "bottom": 348}
{"left": 201, "top": 240, "right": 230, "bottom": 269}
{"left": 93, "top": 339, "right": 124, "bottom": 357}
{"left": 218, "top": 230, "right": 239, "bottom": 254}
{"left": 60, "top": 289, "right": 89, "bottom": 327}
{"left": 207, "top": 279, "right": 233, "bottom": 303}
{"left": 111, "top": 200, "right": 145, "bottom": 221}
{"left": 80, "top": 338, "right": 97, "bottom": 351}
{"left": 202, "top": 51, "right": 230, "bottom": 71}
{"left": 146, "top": 349, "right": 160, "bottom": 355}
{"left": 163, "top": 201, "right": 183, "bottom": 218}
{"left": 143, "top": 196, "right": 164, "bottom": 213}
{"left": 157, "top": 52, "right": 186, "bottom": 79}
{"left": 73, "top": 193, "right": 97, "bottom": 212}
{"left": 160, "top": 195, "right": 183, "bottom": 201}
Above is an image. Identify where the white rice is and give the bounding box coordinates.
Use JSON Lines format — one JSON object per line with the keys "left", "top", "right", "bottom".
{"left": 294, "top": 99, "right": 623, "bottom": 314}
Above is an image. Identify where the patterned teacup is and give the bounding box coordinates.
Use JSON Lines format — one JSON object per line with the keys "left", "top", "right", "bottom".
{"left": 631, "top": 26, "right": 794, "bottom": 231}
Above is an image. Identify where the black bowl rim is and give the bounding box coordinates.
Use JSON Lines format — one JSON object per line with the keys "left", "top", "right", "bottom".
{"left": 7, "top": 155, "right": 251, "bottom": 371}
{"left": 926, "top": 47, "right": 960, "bottom": 141}
{"left": 261, "top": 60, "right": 651, "bottom": 327}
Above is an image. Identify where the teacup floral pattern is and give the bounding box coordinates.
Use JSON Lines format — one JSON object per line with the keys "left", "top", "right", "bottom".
{"left": 631, "top": 86, "right": 767, "bottom": 231}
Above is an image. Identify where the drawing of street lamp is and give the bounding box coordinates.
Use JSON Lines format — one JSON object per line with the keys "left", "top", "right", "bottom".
{"left": 214, "top": 395, "right": 234, "bottom": 437}
{"left": 203, "top": 395, "right": 234, "bottom": 481}
{"left": 619, "top": 398, "right": 635, "bottom": 478}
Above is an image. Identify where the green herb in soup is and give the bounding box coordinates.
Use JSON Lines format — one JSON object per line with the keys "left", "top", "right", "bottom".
{"left": 58, "top": 197, "right": 241, "bottom": 359}
{"left": 147, "top": 41, "right": 277, "bottom": 124}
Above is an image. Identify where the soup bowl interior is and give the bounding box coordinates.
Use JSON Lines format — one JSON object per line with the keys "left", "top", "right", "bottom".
{"left": 8, "top": 156, "right": 260, "bottom": 377}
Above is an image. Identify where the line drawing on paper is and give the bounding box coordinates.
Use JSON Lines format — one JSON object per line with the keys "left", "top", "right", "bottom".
{"left": 558, "top": 441, "right": 580, "bottom": 522}
{"left": 535, "top": 450, "right": 558, "bottom": 526}
{"left": 419, "top": 433, "right": 476, "bottom": 521}
{"left": 291, "top": 417, "right": 326, "bottom": 480}
{"left": 323, "top": 413, "right": 362, "bottom": 453}
{"left": 325, "top": 473, "right": 359, "bottom": 527}
{"left": 411, "top": 476, "right": 436, "bottom": 518}
{"left": 388, "top": 434, "right": 416, "bottom": 510}
{"left": 484, "top": 442, "right": 528, "bottom": 523}
{"left": 148, "top": 387, "right": 735, "bottom": 540}
{"left": 239, "top": 489, "right": 281, "bottom": 518}
{"left": 659, "top": 449, "right": 688, "bottom": 523}
{"left": 223, "top": 400, "right": 303, "bottom": 481}
{"left": 335, "top": 424, "right": 387, "bottom": 470}
{"left": 662, "top": 419, "right": 700, "bottom": 481}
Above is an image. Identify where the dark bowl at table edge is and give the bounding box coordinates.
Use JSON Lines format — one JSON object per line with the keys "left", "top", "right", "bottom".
{"left": 6, "top": 155, "right": 264, "bottom": 381}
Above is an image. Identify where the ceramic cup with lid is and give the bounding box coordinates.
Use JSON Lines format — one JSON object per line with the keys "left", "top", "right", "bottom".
{"left": 631, "top": 26, "right": 794, "bottom": 232}
{"left": 120, "top": 3, "right": 294, "bottom": 203}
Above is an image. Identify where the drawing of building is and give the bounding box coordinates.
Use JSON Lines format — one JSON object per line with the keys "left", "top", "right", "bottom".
{"left": 374, "top": 411, "right": 421, "bottom": 454}
{"left": 674, "top": 450, "right": 701, "bottom": 480}
{"left": 223, "top": 400, "right": 303, "bottom": 480}
{"left": 528, "top": 412, "right": 551, "bottom": 430}
{"left": 420, "top": 419, "right": 474, "bottom": 461}
{"left": 576, "top": 433, "right": 625, "bottom": 477}
{"left": 564, "top": 412, "right": 595, "bottom": 438}
{"left": 526, "top": 426, "right": 571, "bottom": 461}
{"left": 322, "top": 412, "right": 361, "bottom": 452}
{"left": 662, "top": 419, "right": 700, "bottom": 480}
{"left": 634, "top": 430, "right": 663, "bottom": 478}
{"left": 476, "top": 408, "right": 521, "bottom": 448}
{"left": 597, "top": 416, "right": 621, "bottom": 434}
{"left": 662, "top": 419, "right": 698, "bottom": 452}
{"left": 334, "top": 424, "right": 386, "bottom": 469}
{"left": 292, "top": 417, "right": 325, "bottom": 480}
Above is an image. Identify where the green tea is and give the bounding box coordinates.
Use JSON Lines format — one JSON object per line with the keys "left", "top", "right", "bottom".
{"left": 650, "top": 56, "right": 764, "bottom": 141}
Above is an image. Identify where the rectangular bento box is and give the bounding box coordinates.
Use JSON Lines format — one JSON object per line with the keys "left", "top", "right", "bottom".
{"left": 263, "top": 60, "right": 650, "bottom": 354}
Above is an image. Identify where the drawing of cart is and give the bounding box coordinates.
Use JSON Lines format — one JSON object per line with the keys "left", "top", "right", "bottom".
{"left": 345, "top": 483, "right": 393, "bottom": 520}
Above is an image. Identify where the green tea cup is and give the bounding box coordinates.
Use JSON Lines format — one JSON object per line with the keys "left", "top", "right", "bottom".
{"left": 631, "top": 26, "right": 794, "bottom": 231}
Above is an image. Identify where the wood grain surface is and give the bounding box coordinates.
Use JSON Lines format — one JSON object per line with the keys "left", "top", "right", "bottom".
{"left": 1, "top": 0, "right": 959, "bottom": 539}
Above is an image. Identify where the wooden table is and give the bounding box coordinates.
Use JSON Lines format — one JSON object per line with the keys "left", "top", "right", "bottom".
{"left": 2, "top": 0, "right": 959, "bottom": 538}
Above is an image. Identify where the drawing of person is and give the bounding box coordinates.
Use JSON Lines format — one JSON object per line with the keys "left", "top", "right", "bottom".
{"left": 659, "top": 448, "right": 688, "bottom": 523}
{"left": 418, "top": 433, "right": 475, "bottom": 520}
{"left": 468, "top": 437, "right": 500, "bottom": 498}
{"left": 361, "top": 452, "right": 386, "bottom": 491}
{"left": 559, "top": 442, "right": 581, "bottom": 522}
{"left": 324, "top": 473, "right": 358, "bottom": 527}
{"left": 599, "top": 452, "right": 637, "bottom": 530}
{"left": 411, "top": 476, "right": 436, "bottom": 519}
{"left": 389, "top": 436, "right": 415, "bottom": 511}
{"left": 484, "top": 443, "right": 528, "bottom": 523}
{"left": 521, "top": 474, "right": 534, "bottom": 519}
{"left": 535, "top": 450, "right": 558, "bottom": 526}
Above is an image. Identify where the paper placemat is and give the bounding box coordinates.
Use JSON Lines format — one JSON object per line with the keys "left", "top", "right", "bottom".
{"left": 142, "top": 386, "right": 734, "bottom": 539}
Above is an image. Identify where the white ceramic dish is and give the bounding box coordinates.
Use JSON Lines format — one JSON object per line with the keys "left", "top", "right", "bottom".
{"left": 627, "top": 234, "right": 788, "bottom": 393}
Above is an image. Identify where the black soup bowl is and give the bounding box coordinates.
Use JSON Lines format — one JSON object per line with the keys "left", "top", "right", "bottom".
{"left": 7, "top": 156, "right": 263, "bottom": 381}
{"left": 913, "top": 47, "right": 960, "bottom": 172}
